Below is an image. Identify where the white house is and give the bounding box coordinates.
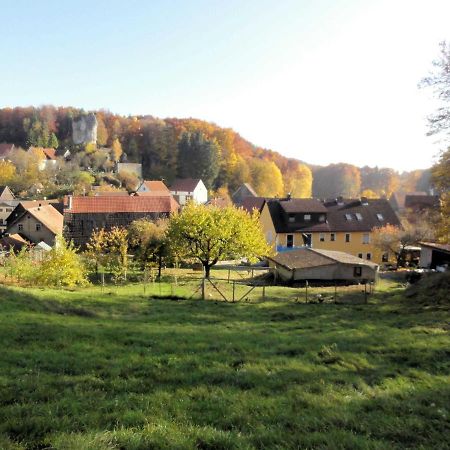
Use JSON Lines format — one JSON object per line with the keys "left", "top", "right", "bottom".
{"left": 170, "top": 178, "right": 208, "bottom": 205}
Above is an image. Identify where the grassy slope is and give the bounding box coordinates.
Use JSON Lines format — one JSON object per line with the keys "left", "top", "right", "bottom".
{"left": 0, "top": 281, "right": 448, "bottom": 450}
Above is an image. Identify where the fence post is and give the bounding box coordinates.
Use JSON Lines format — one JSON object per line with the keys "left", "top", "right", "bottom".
{"left": 228, "top": 269, "right": 231, "bottom": 283}
{"left": 202, "top": 277, "right": 206, "bottom": 300}
{"left": 305, "top": 280, "right": 308, "bottom": 303}
{"left": 101, "top": 272, "right": 105, "bottom": 294}
{"left": 232, "top": 281, "right": 236, "bottom": 303}
{"left": 262, "top": 285, "right": 266, "bottom": 300}
{"left": 364, "top": 282, "right": 368, "bottom": 304}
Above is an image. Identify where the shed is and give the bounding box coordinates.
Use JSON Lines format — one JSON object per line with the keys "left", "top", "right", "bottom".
{"left": 268, "top": 247, "right": 378, "bottom": 283}
{"left": 419, "top": 242, "right": 450, "bottom": 270}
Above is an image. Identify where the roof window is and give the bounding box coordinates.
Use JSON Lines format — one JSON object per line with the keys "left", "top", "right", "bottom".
{"left": 355, "top": 213, "right": 363, "bottom": 221}
{"left": 345, "top": 214, "right": 353, "bottom": 221}
{"left": 376, "top": 213, "right": 384, "bottom": 221}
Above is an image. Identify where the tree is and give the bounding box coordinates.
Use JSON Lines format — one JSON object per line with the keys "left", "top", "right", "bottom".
{"left": 0, "top": 160, "right": 17, "bottom": 185}
{"left": 284, "top": 163, "right": 312, "bottom": 198}
{"left": 313, "top": 163, "right": 361, "bottom": 198}
{"left": 111, "top": 138, "right": 123, "bottom": 162}
{"left": 431, "top": 149, "right": 450, "bottom": 242}
{"left": 129, "top": 218, "right": 168, "bottom": 276}
{"left": 48, "top": 132, "right": 59, "bottom": 149}
{"left": 167, "top": 203, "right": 272, "bottom": 278}
{"left": 372, "top": 221, "right": 434, "bottom": 267}
{"left": 177, "top": 131, "right": 220, "bottom": 189}
{"left": 117, "top": 170, "right": 139, "bottom": 191}
{"left": 37, "top": 236, "right": 88, "bottom": 287}
{"left": 420, "top": 41, "right": 450, "bottom": 138}
{"left": 250, "top": 158, "right": 284, "bottom": 197}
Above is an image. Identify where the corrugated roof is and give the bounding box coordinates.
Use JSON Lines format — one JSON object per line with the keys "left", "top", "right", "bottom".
{"left": 64, "top": 195, "right": 179, "bottom": 213}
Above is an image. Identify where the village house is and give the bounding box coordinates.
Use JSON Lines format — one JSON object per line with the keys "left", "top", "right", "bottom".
{"left": 232, "top": 183, "right": 258, "bottom": 206}
{"left": 28, "top": 147, "right": 58, "bottom": 170}
{"left": 268, "top": 247, "right": 379, "bottom": 283}
{"left": 63, "top": 195, "right": 179, "bottom": 247}
{"left": 6, "top": 203, "right": 63, "bottom": 247}
{"left": 0, "top": 143, "right": 15, "bottom": 160}
{"left": 260, "top": 196, "right": 401, "bottom": 264}
{"left": 0, "top": 186, "right": 18, "bottom": 234}
{"left": 136, "top": 180, "right": 171, "bottom": 196}
{"left": 170, "top": 178, "right": 207, "bottom": 205}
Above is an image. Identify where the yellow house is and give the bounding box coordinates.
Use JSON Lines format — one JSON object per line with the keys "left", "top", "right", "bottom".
{"left": 259, "top": 197, "right": 401, "bottom": 265}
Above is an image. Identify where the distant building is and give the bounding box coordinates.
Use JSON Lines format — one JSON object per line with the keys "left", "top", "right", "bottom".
{"left": 0, "top": 143, "right": 15, "bottom": 160}
{"left": 6, "top": 203, "right": 63, "bottom": 247}
{"left": 170, "top": 178, "right": 207, "bottom": 205}
{"left": 28, "top": 147, "right": 58, "bottom": 170}
{"left": 419, "top": 242, "right": 450, "bottom": 270}
{"left": 136, "top": 180, "right": 171, "bottom": 195}
{"left": 0, "top": 186, "right": 18, "bottom": 234}
{"left": 232, "top": 183, "right": 257, "bottom": 206}
{"left": 404, "top": 194, "right": 440, "bottom": 213}
{"left": 268, "top": 247, "right": 379, "bottom": 283}
{"left": 63, "top": 195, "right": 179, "bottom": 247}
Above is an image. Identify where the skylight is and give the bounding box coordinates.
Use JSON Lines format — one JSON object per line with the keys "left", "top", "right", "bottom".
{"left": 345, "top": 214, "right": 353, "bottom": 221}
{"left": 355, "top": 213, "right": 363, "bottom": 221}
{"left": 376, "top": 213, "right": 384, "bottom": 221}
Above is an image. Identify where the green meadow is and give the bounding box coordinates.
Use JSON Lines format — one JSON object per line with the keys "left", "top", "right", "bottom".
{"left": 0, "top": 277, "right": 448, "bottom": 450}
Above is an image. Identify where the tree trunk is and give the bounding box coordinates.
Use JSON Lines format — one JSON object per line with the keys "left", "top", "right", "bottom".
{"left": 204, "top": 263, "right": 211, "bottom": 279}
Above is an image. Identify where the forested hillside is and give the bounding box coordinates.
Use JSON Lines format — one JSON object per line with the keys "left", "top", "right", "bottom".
{"left": 0, "top": 106, "right": 432, "bottom": 198}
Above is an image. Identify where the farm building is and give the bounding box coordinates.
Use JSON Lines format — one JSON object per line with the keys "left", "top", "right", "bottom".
{"left": 419, "top": 242, "right": 450, "bottom": 271}
{"left": 268, "top": 247, "right": 379, "bottom": 283}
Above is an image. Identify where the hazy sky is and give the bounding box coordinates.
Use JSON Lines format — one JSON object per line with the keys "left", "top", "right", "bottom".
{"left": 1, "top": 0, "right": 449, "bottom": 171}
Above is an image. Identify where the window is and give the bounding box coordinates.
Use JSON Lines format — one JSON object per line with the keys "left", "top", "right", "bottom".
{"left": 304, "top": 214, "right": 311, "bottom": 221}
{"left": 376, "top": 213, "right": 384, "bottom": 221}
{"left": 288, "top": 214, "right": 295, "bottom": 223}
{"left": 18, "top": 223, "right": 23, "bottom": 231}
{"left": 319, "top": 214, "right": 326, "bottom": 222}
{"left": 382, "top": 253, "right": 389, "bottom": 262}
{"left": 362, "top": 233, "right": 370, "bottom": 244}
{"left": 354, "top": 267, "right": 362, "bottom": 277}
{"left": 330, "top": 233, "right": 336, "bottom": 242}
{"left": 345, "top": 214, "right": 353, "bottom": 221}
{"left": 320, "top": 233, "right": 325, "bottom": 242}
{"left": 302, "top": 233, "right": 312, "bottom": 247}
{"left": 358, "top": 253, "right": 363, "bottom": 259}
{"left": 355, "top": 213, "right": 363, "bottom": 221}
{"left": 0, "top": 208, "right": 3, "bottom": 212}
{"left": 286, "top": 234, "right": 294, "bottom": 248}
{"left": 366, "top": 253, "right": 372, "bottom": 260}
{"left": 345, "top": 233, "right": 351, "bottom": 243}
{"left": 36, "top": 223, "right": 41, "bottom": 231}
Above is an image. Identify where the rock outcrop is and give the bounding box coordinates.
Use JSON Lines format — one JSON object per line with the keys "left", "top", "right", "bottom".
{"left": 72, "top": 113, "right": 97, "bottom": 145}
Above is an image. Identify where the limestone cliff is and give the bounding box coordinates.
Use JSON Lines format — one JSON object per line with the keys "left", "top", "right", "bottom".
{"left": 72, "top": 113, "right": 97, "bottom": 145}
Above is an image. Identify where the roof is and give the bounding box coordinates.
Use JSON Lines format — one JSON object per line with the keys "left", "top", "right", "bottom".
{"left": 405, "top": 194, "right": 440, "bottom": 209}
{"left": 18, "top": 199, "right": 64, "bottom": 214}
{"left": 26, "top": 205, "right": 64, "bottom": 235}
{"left": 206, "top": 197, "right": 231, "bottom": 208}
{"left": 232, "top": 183, "right": 258, "bottom": 203}
{"left": 420, "top": 242, "right": 450, "bottom": 254}
{"left": 240, "top": 197, "right": 267, "bottom": 213}
{"left": 170, "top": 178, "right": 202, "bottom": 192}
{"left": 266, "top": 199, "right": 331, "bottom": 233}
{"left": 42, "top": 148, "right": 57, "bottom": 160}
{"left": 0, "top": 186, "right": 15, "bottom": 200}
{"left": 268, "top": 247, "right": 378, "bottom": 271}
{"left": 140, "top": 180, "right": 170, "bottom": 193}
{"left": 0, "top": 234, "right": 29, "bottom": 251}
{"left": 64, "top": 195, "right": 179, "bottom": 214}
{"left": 0, "top": 143, "right": 14, "bottom": 158}
{"left": 324, "top": 198, "right": 401, "bottom": 232}
{"left": 279, "top": 198, "right": 327, "bottom": 214}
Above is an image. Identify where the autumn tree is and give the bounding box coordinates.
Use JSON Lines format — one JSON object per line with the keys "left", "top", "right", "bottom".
{"left": 129, "top": 218, "right": 168, "bottom": 276}
{"left": 167, "top": 203, "right": 272, "bottom": 278}
{"left": 249, "top": 158, "right": 284, "bottom": 197}
{"left": 313, "top": 163, "right": 361, "bottom": 198}
{"left": 111, "top": 138, "right": 123, "bottom": 162}
{"left": 284, "top": 163, "right": 312, "bottom": 198}
{"left": 372, "top": 221, "right": 434, "bottom": 267}
{"left": 0, "top": 160, "right": 17, "bottom": 185}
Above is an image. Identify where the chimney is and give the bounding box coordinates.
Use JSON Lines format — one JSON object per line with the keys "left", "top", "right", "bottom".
{"left": 360, "top": 196, "right": 369, "bottom": 206}
{"left": 286, "top": 192, "right": 292, "bottom": 200}
{"left": 337, "top": 196, "right": 344, "bottom": 205}
{"left": 67, "top": 195, "right": 73, "bottom": 210}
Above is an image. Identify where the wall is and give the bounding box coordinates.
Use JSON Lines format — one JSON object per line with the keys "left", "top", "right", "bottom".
{"left": 8, "top": 215, "right": 56, "bottom": 246}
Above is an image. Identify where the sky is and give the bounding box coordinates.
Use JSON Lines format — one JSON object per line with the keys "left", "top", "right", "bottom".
{"left": 1, "top": 0, "right": 449, "bottom": 171}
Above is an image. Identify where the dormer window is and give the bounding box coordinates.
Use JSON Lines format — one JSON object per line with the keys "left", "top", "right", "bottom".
{"left": 345, "top": 214, "right": 353, "bottom": 221}
{"left": 304, "top": 214, "right": 311, "bottom": 221}
{"left": 355, "top": 213, "right": 363, "bottom": 221}
{"left": 288, "top": 214, "right": 295, "bottom": 223}
{"left": 319, "top": 214, "right": 326, "bottom": 222}
{"left": 376, "top": 213, "right": 384, "bottom": 221}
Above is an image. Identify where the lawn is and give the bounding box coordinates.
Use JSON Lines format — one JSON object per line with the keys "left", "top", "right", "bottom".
{"left": 0, "top": 278, "right": 448, "bottom": 449}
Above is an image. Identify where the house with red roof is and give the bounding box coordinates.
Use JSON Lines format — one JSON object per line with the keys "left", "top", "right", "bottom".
{"left": 170, "top": 178, "right": 207, "bottom": 205}
{"left": 28, "top": 147, "right": 58, "bottom": 170}
{"left": 63, "top": 195, "right": 179, "bottom": 247}
{"left": 136, "top": 180, "right": 171, "bottom": 196}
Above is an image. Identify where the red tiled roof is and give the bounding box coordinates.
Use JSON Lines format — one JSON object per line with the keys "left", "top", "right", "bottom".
{"left": 64, "top": 195, "right": 179, "bottom": 213}
{"left": 27, "top": 205, "right": 64, "bottom": 235}
{"left": 42, "top": 148, "right": 57, "bottom": 160}
{"left": 141, "top": 180, "right": 170, "bottom": 192}
{"left": 170, "top": 178, "right": 202, "bottom": 192}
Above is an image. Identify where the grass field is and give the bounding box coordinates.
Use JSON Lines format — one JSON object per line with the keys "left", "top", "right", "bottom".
{"left": 0, "top": 277, "right": 449, "bottom": 449}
